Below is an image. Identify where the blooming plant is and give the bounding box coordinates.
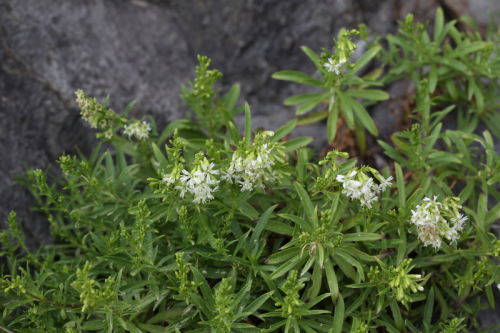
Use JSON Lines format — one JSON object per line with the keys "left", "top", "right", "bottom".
{"left": 2, "top": 7, "right": 500, "bottom": 333}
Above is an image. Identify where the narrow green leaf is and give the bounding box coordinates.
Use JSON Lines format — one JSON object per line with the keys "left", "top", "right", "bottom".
{"left": 224, "top": 83, "right": 240, "bottom": 111}
{"left": 147, "top": 307, "right": 184, "bottom": 324}
{"left": 245, "top": 102, "right": 252, "bottom": 146}
{"left": 332, "top": 253, "right": 357, "bottom": 281}
{"left": 325, "top": 260, "right": 339, "bottom": 304}
{"left": 105, "top": 150, "right": 116, "bottom": 180}
{"left": 328, "top": 104, "right": 339, "bottom": 143}
{"left": 301, "top": 46, "right": 322, "bottom": 70}
{"left": 251, "top": 205, "right": 278, "bottom": 244}
{"left": 293, "top": 182, "right": 317, "bottom": 228}
{"left": 309, "top": 262, "right": 322, "bottom": 299}
{"left": 272, "top": 71, "right": 324, "bottom": 87}
{"left": 265, "top": 220, "right": 294, "bottom": 236}
{"left": 337, "top": 90, "right": 354, "bottom": 129}
{"left": 278, "top": 214, "right": 313, "bottom": 233}
{"left": 487, "top": 265, "right": 500, "bottom": 286}
{"left": 282, "top": 137, "right": 313, "bottom": 153}
{"left": 390, "top": 299, "right": 403, "bottom": 332}
{"left": 298, "top": 111, "right": 328, "bottom": 127}
{"left": 269, "top": 256, "right": 304, "bottom": 280}
{"left": 332, "top": 295, "right": 344, "bottom": 333}
{"left": 345, "top": 89, "right": 389, "bottom": 101}
{"left": 405, "top": 320, "right": 420, "bottom": 333}
{"left": 116, "top": 145, "right": 127, "bottom": 174}
{"left": 349, "top": 98, "right": 378, "bottom": 136}
{"left": 424, "top": 286, "right": 435, "bottom": 326}
{"left": 231, "top": 280, "right": 252, "bottom": 313}
{"left": 486, "top": 284, "right": 495, "bottom": 310}
{"left": 345, "top": 287, "right": 371, "bottom": 314}
{"left": 453, "top": 41, "right": 488, "bottom": 58}
{"left": 188, "top": 292, "right": 214, "bottom": 319}
{"left": 157, "top": 119, "right": 189, "bottom": 144}
{"left": 395, "top": 162, "right": 405, "bottom": 209}
{"left": 284, "top": 93, "right": 326, "bottom": 106}
{"left": 429, "top": 64, "right": 437, "bottom": 93}
{"left": 271, "top": 119, "right": 297, "bottom": 142}
{"left": 485, "top": 202, "right": 500, "bottom": 228}
{"left": 434, "top": 7, "right": 444, "bottom": 42}
{"left": 343, "top": 233, "right": 383, "bottom": 242}
{"left": 477, "top": 194, "right": 487, "bottom": 231}
{"left": 152, "top": 143, "right": 169, "bottom": 170}
{"left": 243, "top": 291, "right": 273, "bottom": 314}
{"left": 227, "top": 121, "right": 241, "bottom": 146}
{"left": 487, "top": 173, "right": 500, "bottom": 185}
{"left": 296, "top": 94, "right": 326, "bottom": 115}
{"left": 297, "top": 148, "right": 308, "bottom": 183}
{"left": 191, "top": 266, "right": 215, "bottom": 306}
{"left": 353, "top": 45, "right": 382, "bottom": 73}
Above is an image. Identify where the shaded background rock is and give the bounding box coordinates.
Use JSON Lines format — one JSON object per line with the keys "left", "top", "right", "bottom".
{"left": 1, "top": 0, "right": 500, "bottom": 327}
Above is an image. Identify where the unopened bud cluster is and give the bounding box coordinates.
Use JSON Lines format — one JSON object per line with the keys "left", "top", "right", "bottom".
{"left": 369, "top": 259, "right": 423, "bottom": 307}
{"left": 439, "top": 318, "right": 466, "bottom": 333}
{"left": 3, "top": 275, "right": 27, "bottom": 295}
{"left": 213, "top": 278, "right": 234, "bottom": 331}
{"left": 73, "top": 261, "right": 115, "bottom": 312}
{"left": 192, "top": 55, "right": 223, "bottom": 106}
{"left": 173, "top": 252, "right": 196, "bottom": 304}
{"left": 275, "top": 271, "right": 305, "bottom": 318}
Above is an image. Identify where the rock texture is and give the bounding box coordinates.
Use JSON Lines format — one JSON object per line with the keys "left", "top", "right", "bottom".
{"left": 1, "top": 0, "right": 499, "bottom": 327}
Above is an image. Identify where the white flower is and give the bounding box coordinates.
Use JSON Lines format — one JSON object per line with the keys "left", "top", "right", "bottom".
{"left": 497, "top": 284, "right": 500, "bottom": 291}
{"left": 423, "top": 196, "right": 442, "bottom": 207}
{"left": 162, "top": 175, "right": 175, "bottom": 185}
{"left": 450, "top": 213, "right": 467, "bottom": 231}
{"left": 324, "top": 58, "right": 342, "bottom": 75}
{"left": 239, "top": 179, "right": 253, "bottom": 191}
{"left": 202, "top": 162, "right": 219, "bottom": 175}
{"left": 175, "top": 166, "right": 220, "bottom": 204}
{"left": 220, "top": 169, "right": 234, "bottom": 183}
{"left": 446, "top": 229, "right": 460, "bottom": 244}
{"left": 180, "top": 169, "right": 191, "bottom": 183}
{"left": 378, "top": 175, "right": 393, "bottom": 192}
{"left": 174, "top": 181, "right": 188, "bottom": 198}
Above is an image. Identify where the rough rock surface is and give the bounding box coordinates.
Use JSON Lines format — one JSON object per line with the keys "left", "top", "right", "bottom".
{"left": 1, "top": 0, "right": 499, "bottom": 327}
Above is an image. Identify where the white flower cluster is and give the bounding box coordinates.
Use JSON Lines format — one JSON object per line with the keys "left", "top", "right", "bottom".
{"left": 221, "top": 142, "right": 278, "bottom": 191}
{"left": 410, "top": 196, "right": 467, "bottom": 250}
{"left": 324, "top": 58, "right": 344, "bottom": 75}
{"left": 336, "top": 170, "right": 393, "bottom": 209}
{"left": 174, "top": 163, "right": 220, "bottom": 204}
{"left": 124, "top": 121, "right": 151, "bottom": 140}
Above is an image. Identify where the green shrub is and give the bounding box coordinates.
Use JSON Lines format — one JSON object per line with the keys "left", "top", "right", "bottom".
{"left": 2, "top": 8, "right": 500, "bottom": 333}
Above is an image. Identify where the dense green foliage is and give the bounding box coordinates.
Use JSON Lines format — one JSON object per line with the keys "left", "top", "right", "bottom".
{"left": 1, "top": 8, "right": 500, "bottom": 333}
